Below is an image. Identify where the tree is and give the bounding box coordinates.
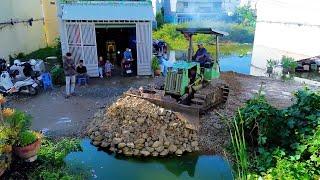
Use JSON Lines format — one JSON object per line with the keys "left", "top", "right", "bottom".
{"left": 234, "top": 5, "right": 256, "bottom": 27}
{"left": 156, "top": 8, "right": 165, "bottom": 28}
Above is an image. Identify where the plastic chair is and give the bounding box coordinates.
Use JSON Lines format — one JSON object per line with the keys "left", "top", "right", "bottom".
{"left": 41, "top": 72, "right": 53, "bottom": 90}
{"left": 77, "top": 77, "right": 87, "bottom": 86}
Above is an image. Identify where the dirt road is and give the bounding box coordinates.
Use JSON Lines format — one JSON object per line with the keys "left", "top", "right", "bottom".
{"left": 7, "top": 76, "right": 152, "bottom": 138}
{"left": 7, "top": 72, "right": 316, "bottom": 140}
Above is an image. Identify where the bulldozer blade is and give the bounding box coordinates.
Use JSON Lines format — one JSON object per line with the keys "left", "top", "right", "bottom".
{"left": 124, "top": 92, "right": 200, "bottom": 128}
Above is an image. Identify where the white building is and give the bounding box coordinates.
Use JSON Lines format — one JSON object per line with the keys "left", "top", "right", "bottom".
{"left": 251, "top": 0, "right": 320, "bottom": 76}
{"left": 57, "top": 1, "right": 154, "bottom": 77}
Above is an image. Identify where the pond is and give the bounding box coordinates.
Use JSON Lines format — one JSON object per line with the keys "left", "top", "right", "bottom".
{"left": 220, "top": 55, "right": 252, "bottom": 75}
{"left": 65, "top": 139, "right": 233, "bottom": 180}
{"left": 163, "top": 50, "right": 252, "bottom": 75}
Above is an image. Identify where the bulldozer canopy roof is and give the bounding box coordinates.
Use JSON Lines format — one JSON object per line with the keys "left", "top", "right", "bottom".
{"left": 176, "top": 28, "right": 228, "bottom": 36}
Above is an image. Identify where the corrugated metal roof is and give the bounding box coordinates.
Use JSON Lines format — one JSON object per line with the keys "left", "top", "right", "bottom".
{"left": 61, "top": 1, "right": 154, "bottom": 21}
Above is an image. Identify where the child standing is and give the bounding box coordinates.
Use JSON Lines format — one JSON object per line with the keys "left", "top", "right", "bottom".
{"left": 105, "top": 60, "right": 113, "bottom": 78}
{"left": 98, "top": 56, "right": 105, "bottom": 78}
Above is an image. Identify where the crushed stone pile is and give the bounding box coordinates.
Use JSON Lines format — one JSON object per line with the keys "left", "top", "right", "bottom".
{"left": 87, "top": 95, "right": 199, "bottom": 157}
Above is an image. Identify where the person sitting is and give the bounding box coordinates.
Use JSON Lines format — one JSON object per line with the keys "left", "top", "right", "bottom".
{"left": 193, "top": 42, "right": 210, "bottom": 66}
{"left": 123, "top": 48, "right": 133, "bottom": 61}
{"left": 104, "top": 60, "right": 113, "bottom": 78}
{"left": 76, "top": 60, "right": 89, "bottom": 85}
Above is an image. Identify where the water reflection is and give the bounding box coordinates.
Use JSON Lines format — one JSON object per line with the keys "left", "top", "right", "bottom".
{"left": 65, "top": 139, "right": 233, "bottom": 180}
{"left": 161, "top": 50, "right": 252, "bottom": 75}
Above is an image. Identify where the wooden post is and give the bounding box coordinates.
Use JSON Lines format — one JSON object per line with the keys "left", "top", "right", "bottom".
{"left": 215, "top": 35, "right": 219, "bottom": 63}
{"left": 187, "top": 34, "right": 193, "bottom": 62}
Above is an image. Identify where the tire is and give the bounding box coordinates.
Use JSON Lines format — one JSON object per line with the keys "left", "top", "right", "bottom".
{"left": 28, "top": 86, "right": 38, "bottom": 96}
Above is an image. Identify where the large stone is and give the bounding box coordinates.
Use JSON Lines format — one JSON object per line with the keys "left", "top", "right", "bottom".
{"left": 94, "top": 131, "right": 101, "bottom": 136}
{"left": 137, "top": 117, "right": 145, "bottom": 124}
{"left": 164, "top": 141, "right": 170, "bottom": 148}
{"left": 145, "top": 147, "right": 155, "bottom": 153}
{"left": 134, "top": 138, "right": 145, "bottom": 145}
{"left": 175, "top": 149, "right": 183, "bottom": 156}
{"left": 152, "top": 141, "right": 162, "bottom": 148}
{"left": 123, "top": 148, "right": 133, "bottom": 156}
{"left": 133, "top": 149, "right": 140, "bottom": 156}
{"left": 155, "top": 146, "right": 164, "bottom": 153}
{"left": 160, "top": 149, "right": 169, "bottom": 156}
{"left": 109, "top": 147, "right": 116, "bottom": 152}
{"left": 118, "top": 143, "right": 126, "bottom": 149}
{"left": 158, "top": 108, "right": 166, "bottom": 116}
{"left": 140, "top": 150, "right": 150, "bottom": 156}
{"left": 92, "top": 141, "right": 101, "bottom": 146}
{"left": 127, "top": 142, "right": 135, "bottom": 148}
{"left": 113, "top": 138, "right": 122, "bottom": 144}
{"left": 191, "top": 141, "right": 198, "bottom": 147}
{"left": 152, "top": 151, "right": 159, "bottom": 157}
{"left": 168, "top": 144, "right": 177, "bottom": 153}
{"left": 142, "top": 133, "right": 148, "bottom": 139}
{"left": 101, "top": 141, "right": 110, "bottom": 148}
{"left": 94, "top": 135, "right": 104, "bottom": 142}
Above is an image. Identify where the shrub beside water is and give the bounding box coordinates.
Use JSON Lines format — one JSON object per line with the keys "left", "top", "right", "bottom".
{"left": 231, "top": 88, "right": 320, "bottom": 179}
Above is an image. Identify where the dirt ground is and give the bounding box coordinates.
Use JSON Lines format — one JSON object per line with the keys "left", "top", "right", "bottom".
{"left": 198, "top": 72, "right": 318, "bottom": 155}
{"left": 6, "top": 72, "right": 317, "bottom": 143}
{"left": 7, "top": 76, "right": 152, "bottom": 138}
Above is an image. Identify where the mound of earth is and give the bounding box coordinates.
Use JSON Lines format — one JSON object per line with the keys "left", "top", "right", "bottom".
{"left": 87, "top": 95, "right": 199, "bottom": 157}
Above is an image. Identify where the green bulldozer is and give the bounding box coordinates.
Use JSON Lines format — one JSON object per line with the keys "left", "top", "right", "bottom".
{"left": 126, "top": 28, "right": 229, "bottom": 125}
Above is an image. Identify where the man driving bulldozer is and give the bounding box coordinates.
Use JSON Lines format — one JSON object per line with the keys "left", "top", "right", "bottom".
{"left": 193, "top": 42, "right": 210, "bottom": 66}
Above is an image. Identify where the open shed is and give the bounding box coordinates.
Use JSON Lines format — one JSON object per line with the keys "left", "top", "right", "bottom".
{"left": 57, "top": 1, "right": 154, "bottom": 76}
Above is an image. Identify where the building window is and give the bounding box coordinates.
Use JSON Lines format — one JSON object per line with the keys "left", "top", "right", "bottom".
{"left": 183, "top": 2, "right": 188, "bottom": 8}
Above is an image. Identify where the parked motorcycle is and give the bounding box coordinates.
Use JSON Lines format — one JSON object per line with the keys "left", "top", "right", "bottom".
{"left": 122, "top": 60, "right": 134, "bottom": 77}
{"left": 0, "top": 71, "right": 38, "bottom": 96}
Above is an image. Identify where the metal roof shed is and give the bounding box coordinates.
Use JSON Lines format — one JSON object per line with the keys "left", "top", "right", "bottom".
{"left": 57, "top": 1, "right": 154, "bottom": 76}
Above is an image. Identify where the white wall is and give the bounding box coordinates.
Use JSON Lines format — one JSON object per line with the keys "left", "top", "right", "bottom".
{"left": 0, "top": 0, "right": 47, "bottom": 59}
{"left": 251, "top": 0, "right": 320, "bottom": 76}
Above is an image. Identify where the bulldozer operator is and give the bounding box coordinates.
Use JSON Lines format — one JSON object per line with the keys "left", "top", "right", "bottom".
{"left": 192, "top": 42, "right": 210, "bottom": 66}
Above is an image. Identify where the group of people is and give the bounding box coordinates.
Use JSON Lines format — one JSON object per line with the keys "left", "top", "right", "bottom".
{"left": 63, "top": 52, "right": 113, "bottom": 98}
{"left": 63, "top": 48, "right": 133, "bottom": 98}
{"left": 98, "top": 57, "right": 113, "bottom": 78}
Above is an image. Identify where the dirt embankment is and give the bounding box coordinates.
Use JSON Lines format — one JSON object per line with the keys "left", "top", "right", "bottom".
{"left": 87, "top": 72, "right": 312, "bottom": 157}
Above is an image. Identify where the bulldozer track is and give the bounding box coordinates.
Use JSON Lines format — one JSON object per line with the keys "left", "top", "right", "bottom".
{"left": 191, "top": 80, "right": 229, "bottom": 112}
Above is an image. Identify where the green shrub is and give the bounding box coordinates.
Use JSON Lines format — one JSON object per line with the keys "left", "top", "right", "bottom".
{"left": 266, "top": 59, "right": 277, "bottom": 68}
{"left": 5, "top": 110, "right": 32, "bottom": 135}
{"left": 234, "top": 88, "right": 320, "bottom": 178}
{"left": 50, "top": 65, "right": 65, "bottom": 85}
{"left": 281, "top": 56, "right": 298, "bottom": 70}
{"left": 151, "top": 56, "right": 160, "bottom": 71}
{"left": 226, "top": 24, "right": 255, "bottom": 43}
{"left": 16, "top": 131, "right": 37, "bottom": 147}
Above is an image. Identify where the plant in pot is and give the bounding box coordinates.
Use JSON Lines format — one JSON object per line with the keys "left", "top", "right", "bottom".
{"left": 4, "top": 110, "right": 42, "bottom": 162}
{"left": 13, "top": 130, "right": 42, "bottom": 162}
{"left": 152, "top": 56, "right": 161, "bottom": 76}
{"left": 281, "top": 56, "right": 298, "bottom": 74}
{"left": 266, "top": 59, "right": 277, "bottom": 74}
{"left": 0, "top": 127, "right": 13, "bottom": 177}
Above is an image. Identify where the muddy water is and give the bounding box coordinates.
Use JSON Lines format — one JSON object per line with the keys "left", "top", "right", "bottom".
{"left": 65, "top": 139, "right": 233, "bottom": 180}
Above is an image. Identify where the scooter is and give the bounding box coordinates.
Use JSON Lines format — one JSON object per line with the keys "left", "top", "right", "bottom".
{"left": 0, "top": 71, "right": 39, "bottom": 96}
{"left": 122, "top": 60, "right": 134, "bottom": 77}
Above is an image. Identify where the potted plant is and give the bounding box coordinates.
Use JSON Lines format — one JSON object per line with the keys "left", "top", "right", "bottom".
{"left": 0, "top": 127, "right": 14, "bottom": 177}
{"left": 152, "top": 56, "right": 161, "bottom": 76}
{"left": 13, "top": 130, "right": 41, "bottom": 162}
{"left": 266, "top": 59, "right": 277, "bottom": 74}
{"left": 281, "top": 56, "right": 298, "bottom": 74}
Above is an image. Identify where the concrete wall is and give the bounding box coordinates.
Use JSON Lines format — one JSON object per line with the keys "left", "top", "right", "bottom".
{"left": 42, "top": 0, "right": 59, "bottom": 46}
{"left": 251, "top": 0, "right": 320, "bottom": 76}
{"left": 0, "top": 0, "right": 59, "bottom": 59}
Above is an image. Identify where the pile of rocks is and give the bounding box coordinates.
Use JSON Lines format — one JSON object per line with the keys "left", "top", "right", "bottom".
{"left": 87, "top": 95, "right": 199, "bottom": 157}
